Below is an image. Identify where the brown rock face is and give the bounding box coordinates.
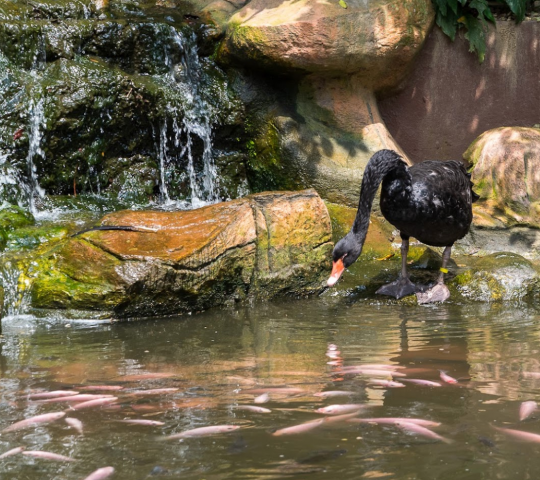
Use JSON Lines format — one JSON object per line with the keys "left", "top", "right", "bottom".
{"left": 216, "top": 0, "right": 434, "bottom": 206}
{"left": 221, "top": 0, "right": 434, "bottom": 92}
{"left": 29, "top": 190, "right": 332, "bottom": 318}
{"left": 465, "top": 127, "right": 540, "bottom": 228}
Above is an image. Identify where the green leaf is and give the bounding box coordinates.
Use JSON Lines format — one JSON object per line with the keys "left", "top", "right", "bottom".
{"left": 433, "top": 0, "right": 448, "bottom": 16}
{"left": 504, "top": 0, "right": 526, "bottom": 22}
{"left": 469, "top": 0, "right": 495, "bottom": 23}
{"left": 435, "top": 9, "right": 459, "bottom": 41}
{"left": 446, "top": 0, "right": 459, "bottom": 14}
{"left": 338, "top": 0, "right": 348, "bottom": 8}
{"left": 463, "top": 13, "right": 487, "bottom": 62}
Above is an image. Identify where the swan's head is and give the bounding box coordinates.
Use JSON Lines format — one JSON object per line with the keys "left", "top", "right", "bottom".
{"left": 327, "top": 233, "right": 363, "bottom": 287}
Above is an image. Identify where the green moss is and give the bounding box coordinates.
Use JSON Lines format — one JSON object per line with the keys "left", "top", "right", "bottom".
{"left": 0, "top": 204, "right": 35, "bottom": 230}
{"left": 245, "top": 118, "right": 302, "bottom": 192}
{"left": 27, "top": 237, "right": 127, "bottom": 310}
{"left": 5, "top": 224, "right": 69, "bottom": 252}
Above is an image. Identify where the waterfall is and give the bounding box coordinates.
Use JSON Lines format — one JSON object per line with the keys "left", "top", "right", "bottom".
{"left": 156, "top": 29, "right": 220, "bottom": 209}
{"left": 0, "top": 16, "right": 232, "bottom": 214}
{"left": 24, "top": 97, "right": 47, "bottom": 215}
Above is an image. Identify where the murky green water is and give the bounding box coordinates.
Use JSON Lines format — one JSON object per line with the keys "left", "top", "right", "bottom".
{"left": 1, "top": 296, "right": 540, "bottom": 479}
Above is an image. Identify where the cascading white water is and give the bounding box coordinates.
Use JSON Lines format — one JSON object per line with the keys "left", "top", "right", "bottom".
{"left": 24, "top": 97, "right": 47, "bottom": 215}
{"left": 156, "top": 29, "right": 220, "bottom": 209}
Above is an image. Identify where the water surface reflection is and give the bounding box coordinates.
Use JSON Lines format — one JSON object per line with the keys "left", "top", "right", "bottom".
{"left": 1, "top": 300, "right": 540, "bottom": 479}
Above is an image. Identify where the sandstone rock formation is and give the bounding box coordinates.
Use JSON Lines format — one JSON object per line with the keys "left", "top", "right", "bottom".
{"left": 216, "top": 0, "right": 435, "bottom": 206}
{"left": 26, "top": 190, "right": 332, "bottom": 318}
{"left": 465, "top": 127, "right": 540, "bottom": 228}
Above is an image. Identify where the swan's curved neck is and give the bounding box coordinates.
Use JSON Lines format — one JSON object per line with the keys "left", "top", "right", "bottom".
{"left": 352, "top": 150, "right": 408, "bottom": 241}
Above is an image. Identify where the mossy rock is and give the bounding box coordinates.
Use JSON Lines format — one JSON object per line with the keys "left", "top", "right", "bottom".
{"left": 5, "top": 223, "right": 70, "bottom": 252}
{"left": 324, "top": 202, "right": 395, "bottom": 257}
{"left": 451, "top": 252, "right": 539, "bottom": 302}
{"left": 0, "top": 204, "right": 35, "bottom": 231}
{"left": 408, "top": 245, "right": 458, "bottom": 271}
{"left": 0, "top": 204, "right": 35, "bottom": 250}
{"left": 26, "top": 190, "right": 332, "bottom": 318}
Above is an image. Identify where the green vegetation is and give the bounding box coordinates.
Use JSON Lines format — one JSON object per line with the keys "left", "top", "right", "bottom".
{"left": 432, "top": 0, "right": 528, "bottom": 62}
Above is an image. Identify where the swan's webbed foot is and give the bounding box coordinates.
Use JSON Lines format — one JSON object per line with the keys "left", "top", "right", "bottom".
{"left": 376, "top": 276, "right": 416, "bottom": 299}
{"left": 416, "top": 283, "right": 450, "bottom": 304}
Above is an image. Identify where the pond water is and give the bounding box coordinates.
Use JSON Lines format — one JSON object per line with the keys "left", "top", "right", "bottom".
{"left": 1, "top": 293, "right": 540, "bottom": 479}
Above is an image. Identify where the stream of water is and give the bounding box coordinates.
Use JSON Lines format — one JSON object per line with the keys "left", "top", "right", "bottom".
{"left": 1, "top": 298, "right": 540, "bottom": 479}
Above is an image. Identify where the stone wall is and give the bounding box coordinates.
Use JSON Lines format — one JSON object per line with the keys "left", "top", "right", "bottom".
{"left": 379, "top": 21, "right": 540, "bottom": 163}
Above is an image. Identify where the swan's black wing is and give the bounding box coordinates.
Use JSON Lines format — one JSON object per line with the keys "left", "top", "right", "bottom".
{"left": 380, "top": 160, "right": 474, "bottom": 247}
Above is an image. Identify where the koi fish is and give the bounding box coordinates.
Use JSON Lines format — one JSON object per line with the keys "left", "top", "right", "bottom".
{"left": 2, "top": 412, "right": 66, "bottom": 433}
{"left": 163, "top": 425, "right": 240, "bottom": 440}
{"left": 272, "top": 419, "right": 324, "bottom": 436}
{"left": 439, "top": 370, "right": 458, "bottom": 384}
{"left": 22, "top": 451, "right": 76, "bottom": 462}
{"left": 83, "top": 467, "right": 115, "bottom": 480}
{"left": 519, "top": 401, "right": 538, "bottom": 421}
{"left": 315, "top": 404, "right": 366, "bottom": 415}
{"left": 394, "top": 421, "right": 452, "bottom": 443}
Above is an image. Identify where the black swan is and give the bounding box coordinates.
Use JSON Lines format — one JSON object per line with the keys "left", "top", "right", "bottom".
{"left": 327, "top": 149, "right": 478, "bottom": 303}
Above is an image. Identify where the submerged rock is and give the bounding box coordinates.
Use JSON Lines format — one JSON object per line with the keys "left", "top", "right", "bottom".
{"left": 26, "top": 190, "right": 332, "bottom": 318}
{"left": 451, "top": 252, "right": 540, "bottom": 302}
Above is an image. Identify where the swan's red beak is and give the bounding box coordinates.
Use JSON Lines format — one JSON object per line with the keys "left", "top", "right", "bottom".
{"left": 327, "top": 258, "right": 345, "bottom": 287}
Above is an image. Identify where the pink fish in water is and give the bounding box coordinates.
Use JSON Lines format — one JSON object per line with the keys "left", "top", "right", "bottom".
{"left": 338, "top": 368, "right": 406, "bottom": 377}
{"left": 2, "top": 412, "right": 66, "bottom": 433}
{"left": 0, "top": 446, "right": 25, "bottom": 459}
{"left": 349, "top": 417, "right": 441, "bottom": 428}
{"left": 439, "top": 371, "right": 458, "bottom": 384}
{"left": 343, "top": 364, "right": 404, "bottom": 371}
{"left": 36, "top": 394, "right": 115, "bottom": 404}
{"left": 128, "top": 388, "right": 179, "bottom": 395}
{"left": 163, "top": 425, "right": 241, "bottom": 440}
{"left": 401, "top": 379, "right": 442, "bottom": 387}
{"left": 519, "top": 401, "right": 538, "bottom": 421}
{"left": 368, "top": 379, "right": 405, "bottom": 388}
{"left": 244, "top": 388, "right": 305, "bottom": 395}
{"left": 22, "top": 450, "right": 76, "bottom": 462}
{"left": 315, "top": 404, "right": 366, "bottom": 415}
{"left": 394, "top": 421, "right": 452, "bottom": 443}
{"left": 65, "top": 417, "right": 84, "bottom": 434}
{"left": 27, "top": 390, "right": 79, "bottom": 400}
{"left": 492, "top": 425, "right": 540, "bottom": 443}
{"left": 321, "top": 412, "right": 362, "bottom": 425}
{"left": 79, "top": 386, "right": 124, "bottom": 392}
{"left": 117, "top": 373, "right": 176, "bottom": 381}
{"left": 234, "top": 405, "right": 272, "bottom": 413}
{"left": 68, "top": 397, "right": 118, "bottom": 411}
{"left": 114, "top": 419, "right": 165, "bottom": 426}
{"left": 83, "top": 466, "right": 115, "bottom": 480}
{"left": 254, "top": 393, "right": 270, "bottom": 404}
{"left": 272, "top": 419, "right": 324, "bottom": 436}
{"left": 313, "top": 391, "right": 354, "bottom": 398}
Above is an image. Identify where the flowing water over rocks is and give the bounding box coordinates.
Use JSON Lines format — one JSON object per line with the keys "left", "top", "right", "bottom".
{"left": 0, "top": 0, "right": 248, "bottom": 211}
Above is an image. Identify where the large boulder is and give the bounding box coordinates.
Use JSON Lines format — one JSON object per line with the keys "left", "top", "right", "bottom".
{"left": 465, "top": 127, "right": 540, "bottom": 228}
{"left": 24, "top": 190, "right": 332, "bottom": 318}
{"left": 216, "top": 0, "right": 434, "bottom": 206}
{"left": 220, "top": 0, "right": 434, "bottom": 91}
